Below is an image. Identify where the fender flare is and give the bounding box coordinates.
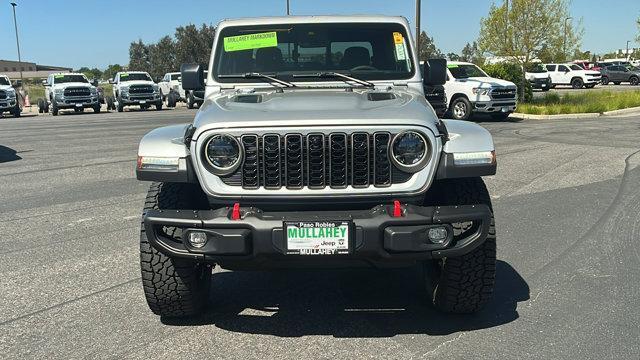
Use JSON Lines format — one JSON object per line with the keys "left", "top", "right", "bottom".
{"left": 136, "top": 124, "right": 197, "bottom": 183}
{"left": 435, "top": 119, "right": 496, "bottom": 179}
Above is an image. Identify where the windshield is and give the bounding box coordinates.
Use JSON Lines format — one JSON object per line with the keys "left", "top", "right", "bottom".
{"left": 448, "top": 64, "right": 487, "bottom": 78}
{"left": 0, "top": 77, "right": 10, "bottom": 86}
{"left": 54, "top": 75, "right": 89, "bottom": 84}
{"left": 120, "top": 73, "right": 152, "bottom": 82}
{"left": 570, "top": 65, "right": 583, "bottom": 71}
{"left": 214, "top": 22, "right": 414, "bottom": 83}
{"left": 526, "top": 64, "right": 547, "bottom": 73}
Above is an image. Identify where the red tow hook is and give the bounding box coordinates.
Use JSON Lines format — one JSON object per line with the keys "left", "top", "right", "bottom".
{"left": 392, "top": 200, "right": 403, "bottom": 217}
{"left": 231, "top": 203, "right": 241, "bottom": 220}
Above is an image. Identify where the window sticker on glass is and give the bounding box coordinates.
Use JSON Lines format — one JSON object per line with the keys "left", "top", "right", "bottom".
{"left": 224, "top": 31, "right": 278, "bottom": 52}
{"left": 393, "top": 32, "right": 407, "bottom": 60}
{"left": 393, "top": 32, "right": 404, "bottom": 45}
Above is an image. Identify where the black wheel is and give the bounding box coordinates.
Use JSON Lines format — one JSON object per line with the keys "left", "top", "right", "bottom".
{"left": 449, "top": 97, "right": 472, "bottom": 120}
{"left": 571, "top": 77, "right": 584, "bottom": 89}
{"left": 187, "top": 92, "right": 195, "bottom": 109}
{"left": 37, "top": 98, "right": 45, "bottom": 113}
{"left": 168, "top": 92, "right": 177, "bottom": 108}
{"left": 630, "top": 77, "right": 639, "bottom": 86}
{"left": 613, "top": 82, "right": 621, "bottom": 85}
{"left": 156, "top": 102, "right": 163, "bottom": 111}
{"left": 12, "top": 104, "right": 21, "bottom": 118}
{"left": 140, "top": 182, "right": 212, "bottom": 318}
{"left": 94, "top": 105, "right": 101, "bottom": 113}
{"left": 422, "top": 178, "right": 497, "bottom": 314}
{"left": 116, "top": 98, "right": 124, "bottom": 112}
{"left": 601, "top": 76, "right": 609, "bottom": 85}
{"left": 51, "top": 101, "right": 59, "bottom": 116}
{"left": 490, "top": 112, "right": 510, "bottom": 120}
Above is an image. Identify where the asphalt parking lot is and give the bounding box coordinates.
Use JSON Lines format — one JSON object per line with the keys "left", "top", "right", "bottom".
{"left": 1, "top": 108, "right": 639, "bottom": 359}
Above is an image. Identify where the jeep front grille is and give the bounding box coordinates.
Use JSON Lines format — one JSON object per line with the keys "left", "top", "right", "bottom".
{"left": 221, "top": 132, "right": 410, "bottom": 189}
{"left": 64, "top": 87, "right": 91, "bottom": 97}
{"left": 129, "top": 85, "right": 154, "bottom": 94}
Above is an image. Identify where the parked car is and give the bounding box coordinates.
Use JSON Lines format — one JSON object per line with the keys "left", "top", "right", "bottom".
{"left": 444, "top": 61, "right": 517, "bottom": 120}
{"left": 41, "top": 73, "right": 101, "bottom": 116}
{"left": 0, "top": 74, "right": 21, "bottom": 117}
{"left": 110, "top": 71, "right": 162, "bottom": 112}
{"left": 545, "top": 63, "right": 601, "bottom": 89}
{"left": 136, "top": 15, "right": 498, "bottom": 318}
{"left": 158, "top": 72, "right": 185, "bottom": 107}
{"left": 525, "top": 63, "right": 551, "bottom": 91}
{"left": 600, "top": 65, "right": 640, "bottom": 85}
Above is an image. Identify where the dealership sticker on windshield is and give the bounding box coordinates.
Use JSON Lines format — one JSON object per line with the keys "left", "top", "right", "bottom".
{"left": 224, "top": 32, "right": 278, "bottom": 52}
{"left": 393, "top": 32, "right": 404, "bottom": 45}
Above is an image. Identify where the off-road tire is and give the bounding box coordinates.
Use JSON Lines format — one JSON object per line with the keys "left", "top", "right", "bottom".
{"left": 140, "top": 182, "right": 212, "bottom": 318}
{"left": 156, "top": 102, "right": 163, "bottom": 111}
{"left": 51, "top": 101, "right": 59, "bottom": 116}
{"left": 423, "top": 177, "right": 497, "bottom": 314}
{"left": 449, "top": 97, "right": 472, "bottom": 120}
{"left": 167, "top": 92, "right": 177, "bottom": 108}
{"left": 571, "top": 77, "right": 584, "bottom": 89}
{"left": 630, "top": 76, "right": 639, "bottom": 86}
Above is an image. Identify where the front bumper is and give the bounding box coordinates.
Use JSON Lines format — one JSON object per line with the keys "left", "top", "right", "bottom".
{"left": 143, "top": 203, "right": 492, "bottom": 269}
{"left": 472, "top": 100, "right": 517, "bottom": 113}
{"left": 120, "top": 94, "right": 161, "bottom": 106}
{"left": 0, "top": 98, "right": 17, "bottom": 111}
{"left": 54, "top": 96, "right": 99, "bottom": 109}
{"left": 529, "top": 78, "right": 551, "bottom": 89}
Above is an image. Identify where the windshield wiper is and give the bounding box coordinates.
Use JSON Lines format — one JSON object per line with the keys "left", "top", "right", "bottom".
{"left": 219, "top": 72, "right": 296, "bottom": 88}
{"left": 292, "top": 72, "right": 375, "bottom": 88}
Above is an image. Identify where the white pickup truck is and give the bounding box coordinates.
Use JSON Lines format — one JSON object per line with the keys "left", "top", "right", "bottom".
{"left": 544, "top": 63, "right": 601, "bottom": 89}
{"left": 111, "top": 71, "right": 162, "bottom": 112}
{"left": 444, "top": 61, "right": 517, "bottom": 120}
{"left": 525, "top": 64, "right": 551, "bottom": 91}
{"left": 157, "top": 72, "right": 185, "bottom": 107}
{"left": 0, "top": 75, "right": 21, "bottom": 118}
{"left": 42, "top": 73, "right": 101, "bottom": 116}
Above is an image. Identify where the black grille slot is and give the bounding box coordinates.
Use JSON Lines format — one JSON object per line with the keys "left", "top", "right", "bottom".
{"left": 374, "top": 133, "right": 392, "bottom": 186}
{"left": 0, "top": 91, "right": 6, "bottom": 100}
{"left": 307, "top": 134, "right": 325, "bottom": 188}
{"left": 129, "top": 85, "right": 153, "bottom": 94}
{"left": 64, "top": 87, "right": 90, "bottom": 97}
{"left": 351, "top": 133, "right": 369, "bottom": 187}
{"left": 241, "top": 135, "right": 259, "bottom": 189}
{"left": 329, "top": 134, "right": 348, "bottom": 188}
{"left": 491, "top": 88, "right": 517, "bottom": 100}
{"left": 285, "top": 134, "right": 304, "bottom": 189}
{"left": 263, "top": 134, "right": 281, "bottom": 189}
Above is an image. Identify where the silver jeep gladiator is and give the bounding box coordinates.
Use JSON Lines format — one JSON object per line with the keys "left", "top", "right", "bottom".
{"left": 136, "top": 15, "right": 497, "bottom": 318}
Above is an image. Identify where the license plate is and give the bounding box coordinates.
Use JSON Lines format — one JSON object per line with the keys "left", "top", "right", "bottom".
{"left": 285, "top": 221, "right": 350, "bottom": 255}
{"left": 75, "top": 103, "right": 83, "bottom": 107}
{"left": 139, "top": 100, "right": 146, "bottom": 105}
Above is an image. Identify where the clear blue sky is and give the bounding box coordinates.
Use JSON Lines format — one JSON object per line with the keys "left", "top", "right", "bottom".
{"left": 0, "top": 0, "right": 638, "bottom": 69}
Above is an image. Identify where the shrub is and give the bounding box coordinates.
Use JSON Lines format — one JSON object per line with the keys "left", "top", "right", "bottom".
{"left": 482, "top": 63, "right": 533, "bottom": 102}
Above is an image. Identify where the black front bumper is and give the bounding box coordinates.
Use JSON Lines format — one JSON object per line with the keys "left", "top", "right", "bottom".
{"left": 143, "top": 203, "right": 492, "bottom": 269}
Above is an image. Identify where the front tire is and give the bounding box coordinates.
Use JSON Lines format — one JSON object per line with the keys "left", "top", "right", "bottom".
{"left": 449, "top": 97, "right": 472, "bottom": 120}
{"left": 51, "top": 100, "right": 59, "bottom": 116}
{"left": 423, "top": 178, "right": 497, "bottom": 313}
{"left": 140, "top": 182, "right": 212, "bottom": 318}
{"left": 571, "top": 77, "right": 584, "bottom": 89}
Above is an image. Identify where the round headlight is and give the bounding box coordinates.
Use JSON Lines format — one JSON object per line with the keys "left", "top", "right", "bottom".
{"left": 390, "top": 131, "right": 429, "bottom": 172}
{"left": 204, "top": 134, "right": 243, "bottom": 175}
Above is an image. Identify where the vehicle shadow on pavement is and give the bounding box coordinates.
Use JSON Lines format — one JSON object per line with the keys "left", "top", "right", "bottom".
{"left": 0, "top": 145, "right": 22, "bottom": 163}
{"left": 163, "top": 260, "right": 529, "bottom": 336}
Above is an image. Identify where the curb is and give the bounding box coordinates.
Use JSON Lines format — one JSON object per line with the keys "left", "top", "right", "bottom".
{"left": 512, "top": 106, "right": 640, "bottom": 120}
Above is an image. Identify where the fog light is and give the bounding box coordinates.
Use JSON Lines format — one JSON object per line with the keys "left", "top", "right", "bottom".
{"left": 188, "top": 231, "right": 207, "bottom": 248}
{"left": 428, "top": 227, "right": 448, "bottom": 244}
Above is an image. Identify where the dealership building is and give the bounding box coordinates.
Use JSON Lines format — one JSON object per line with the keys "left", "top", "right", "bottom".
{"left": 0, "top": 59, "right": 72, "bottom": 80}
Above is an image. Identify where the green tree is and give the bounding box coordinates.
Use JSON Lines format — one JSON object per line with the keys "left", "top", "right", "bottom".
{"left": 460, "top": 41, "right": 485, "bottom": 65}
{"left": 447, "top": 52, "right": 461, "bottom": 61}
{"left": 129, "top": 39, "right": 150, "bottom": 71}
{"left": 148, "top": 36, "right": 177, "bottom": 79}
{"left": 103, "top": 64, "right": 124, "bottom": 81}
{"left": 76, "top": 67, "right": 103, "bottom": 80}
{"left": 479, "top": 0, "right": 583, "bottom": 100}
{"left": 174, "top": 24, "right": 216, "bottom": 67}
{"left": 417, "top": 31, "right": 444, "bottom": 61}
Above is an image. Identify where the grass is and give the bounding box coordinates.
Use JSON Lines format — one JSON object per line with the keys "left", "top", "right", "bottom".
{"left": 518, "top": 90, "right": 640, "bottom": 115}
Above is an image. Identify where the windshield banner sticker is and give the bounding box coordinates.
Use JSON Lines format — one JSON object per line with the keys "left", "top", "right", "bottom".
{"left": 224, "top": 32, "right": 278, "bottom": 52}
{"left": 393, "top": 32, "right": 407, "bottom": 60}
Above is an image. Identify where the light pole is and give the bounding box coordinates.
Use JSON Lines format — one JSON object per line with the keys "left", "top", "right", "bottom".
{"left": 415, "top": 0, "right": 421, "bottom": 58}
{"left": 10, "top": 2, "right": 23, "bottom": 85}
{"left": 286, "top": 0, "right": 290, "bottom": 15}
{"left": 563, "top": 17, "right": 572, "bottom": 62}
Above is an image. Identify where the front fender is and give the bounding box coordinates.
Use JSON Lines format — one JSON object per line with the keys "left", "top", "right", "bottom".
{"left": 436, "top": 119, "right": 496, "bottom": 179}
{"left": 136, "top": 124, "right": 197, "bottom": 183}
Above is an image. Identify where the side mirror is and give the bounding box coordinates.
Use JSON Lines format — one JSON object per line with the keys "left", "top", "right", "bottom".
{"left": 108, "top": 79, "right": 115, "bottom": 85}
{"left": 181, "top": 63, "right": 204, "bottom": 91}
{"left": 42, "top": 79, "right": 48, "bottom": 87}
{"left": 423, "top": 58, "right": 447, "bottom": 86}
